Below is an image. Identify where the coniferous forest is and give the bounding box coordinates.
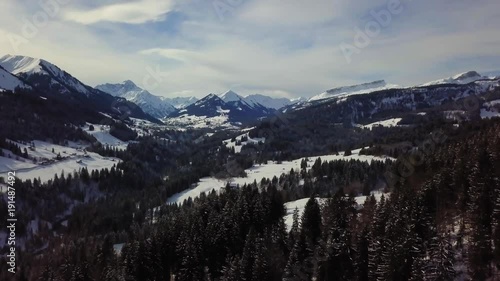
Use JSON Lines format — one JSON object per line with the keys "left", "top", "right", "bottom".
{"left": 1, "top": 108, "right": 500, "bottom": 280}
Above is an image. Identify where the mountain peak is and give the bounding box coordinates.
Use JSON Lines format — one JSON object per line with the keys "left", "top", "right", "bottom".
{"left": 96, "top": 80, "right": 175, "bottom": 118}
{"left": 123, "top": 80, "right": 137, "bottom": 86}
{"left": 0, "top": 54, "right": 44, "bottom": 75}
{"left": 452, "top": 71, "right": 481, "bottom": 80}
{"left": 197, "top": 93, "right": 223, "bottom": 103}
{"left": 220, "top": 90, "right": 243, "bottom": 103}
{"left": 422, "top": 71, "right": 486, "bottom": 86}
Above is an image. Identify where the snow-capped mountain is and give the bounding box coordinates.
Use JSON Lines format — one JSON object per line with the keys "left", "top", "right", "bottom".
{"left": 0, "top": 65, "right": 30, "bottom": 91}
{"left": 0, "top": 54, "right": 159, "bottom": 122}
{"left": 0, "top": 54, "right": 92, "bottom": 96}
{"left": 184, "top": 94, "right": 227, "bottom": 116}
{"left": 96, "top": 80, "right": 176, "bottom": 118}
{"left": 162, "top": 96, "right": 198, "bottom": 109}
{"left": 244, "top": 94, "right": 296, "bottom": 110}
{"left": 168, "top": 92, "right": 273, "bottom": 126}
{"left": 220, "top": 90, "right": 274, "bottom": 117}
{"left": 220, "top": 90, "right": 243, "bottom": 103}
{"left": 220, "top": 91, "right": 299, "bottom": 110}
{"left": 309, "top": 80, "right": 399, "bottom": 102}
{"left": 421, "top": 71, "right": 487, "bottom": 86}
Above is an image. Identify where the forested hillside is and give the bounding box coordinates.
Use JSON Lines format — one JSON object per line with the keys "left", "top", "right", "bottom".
{"left": 1, "top": 116, "right": 500, "bottom": 280}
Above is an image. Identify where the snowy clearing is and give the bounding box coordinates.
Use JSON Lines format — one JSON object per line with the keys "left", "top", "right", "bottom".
{"left": 223, "top": 132, "right": 265, "bottom": 153}
{"left": 361, "top": 118, "right": 403, "bottom": 130}
{"left": 283, "top": 191, "right": 387, "bottom": 231}
{"left": 0, "top": 140, "right": 120, "bottom": 183}
{"left": 167, "top": 148, "right": 393, "bottom": 205}
{"left": 84, "top": 123, "right": 129, "bottom": 150}
{"left": 283, "top": 198, "right": 327, "bottom": 231}
{"left": 480, "top": 109, "right": 500, "bottom": 119}
{"left": 0, "top": 152, "right": 36, "bottom": 173}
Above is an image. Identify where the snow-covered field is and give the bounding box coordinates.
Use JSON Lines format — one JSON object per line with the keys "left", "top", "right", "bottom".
{"left": 360, "top": 118, "right": 403, "bottom": 130}
{"left": 84, "top": 123, "right": 129, "bottom": 150}
{"left": 0, "top": 140, "right": 120, "bottom": 183}
{"left": 0, "top": 151, "right": 37, "bottom": 172}
{"left": 167, "top": 148, "right": 393, "bottom": 204}
{"left": 481, "top": 100, "right": 500, "bottom": 119}
{"left": 480, "top": 109, "right": 500, "bottom": 119}
{"left": 283, "top": 191, "right": 387, "bottom": 230}
{"left": 223, "top": 132, "right": 265, "bottom": 153}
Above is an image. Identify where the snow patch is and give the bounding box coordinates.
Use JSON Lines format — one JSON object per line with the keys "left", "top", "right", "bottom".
{"left": 360, "top": 118, "right": 403, "bottom": 130}
{"left": 167, "top": 148, "right": 393, "bottom": 205}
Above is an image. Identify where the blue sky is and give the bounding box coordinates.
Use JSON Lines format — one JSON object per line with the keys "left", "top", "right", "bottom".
{"left": 0, "top": 0, "right": 499, "bottom": 98}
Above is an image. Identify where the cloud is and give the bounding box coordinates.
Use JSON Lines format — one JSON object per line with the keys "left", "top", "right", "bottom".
{"left": 0, "top": 0, "right": 499, "bottom": 99}
{"left": 236, "top": 0, "right": 342, "bottom": 26}
{"left": 63, "top": 0, "right": 175, "bottom": 24}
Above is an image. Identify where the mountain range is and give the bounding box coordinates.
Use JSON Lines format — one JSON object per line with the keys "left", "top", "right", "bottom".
{"left": 0, "top": 54, "right": 159, "bottom": 123}
{"left": 169, "top": 92, "right": 274, "bottom": 124}
{"left": 0, "top": 54, "right": 499, "bottom": 129}
{"left": 96, "top": 82, "right": 297, "bottom": 123}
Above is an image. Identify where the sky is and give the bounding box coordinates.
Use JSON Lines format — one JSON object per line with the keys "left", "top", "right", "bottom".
{"left": 0, "top": 0, "right": 499, "bottom": 99}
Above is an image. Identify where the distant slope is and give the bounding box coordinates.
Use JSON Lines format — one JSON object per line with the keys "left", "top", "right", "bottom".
{"left": 96, "top": 80, "right": 176, "bottom": 118}
{"left": 244, "top": 94, "right": 295, "bottom": 110}
{"left": 309, "top": 80, "right": 399, "bottom": 101}
{"left": 0, "top": 65, "right": 30, "bottom": 91}
{"left": 166, "top": 92, "right": 274, "bottom": 128}
{"left": 162, "top": 96, "right": 198, "bottom": 109}
{"left": 421, "top": 71, "right": 487, "bottom": 86}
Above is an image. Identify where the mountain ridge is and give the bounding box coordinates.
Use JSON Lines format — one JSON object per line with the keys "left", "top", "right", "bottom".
{"left": 96, "top": 80, "right": 176, "bottom": 118}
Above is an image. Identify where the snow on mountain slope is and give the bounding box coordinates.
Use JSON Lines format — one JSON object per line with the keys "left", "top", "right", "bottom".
{"left": 0, "top": 55, "right": 44, "bottom": 75}
{"left": 309, "top": 80, "right": 399, "bottom": 101}
{"left": 221, "top": 91, "right": 298, "bottom": 110}
{"left": 167, "top": 92, "right": 272, "bottom": 127}
{"left": 0, "top": 54, "right": 92, "bottom": 95}
{"left": 167, "top": 148, "right": 394, "bottom": 204}
{"left": 220, "top": 90, "right": 244, "bottom": 103}
{"left": 421, "top": 71, "right": 486, "bottom": 86}
{"left": 96, "top": 80, "right": 176, "bottom": 118}
{"left": 219, "top": 90, "right": 271, "bottom": 113}
{"left": 244, "top": 94, "right": 295, "bottom": 110}
{"left": 0, "top": 66, "right": 30, "bottom": 91}
{"left": 162, "top": 96, "right": 198, "bottom": 109}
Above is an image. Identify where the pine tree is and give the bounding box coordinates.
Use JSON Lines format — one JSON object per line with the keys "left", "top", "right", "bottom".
{"left": 301, "top": 197, "right": 322, "bottom": 246}
{"left": 427, "top": 234, "right": 456, "bottom": 281}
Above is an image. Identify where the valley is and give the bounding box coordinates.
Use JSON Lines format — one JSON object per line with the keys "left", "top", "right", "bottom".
{"left": 0, "top": 54, "right": 500, "bottom": 281}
